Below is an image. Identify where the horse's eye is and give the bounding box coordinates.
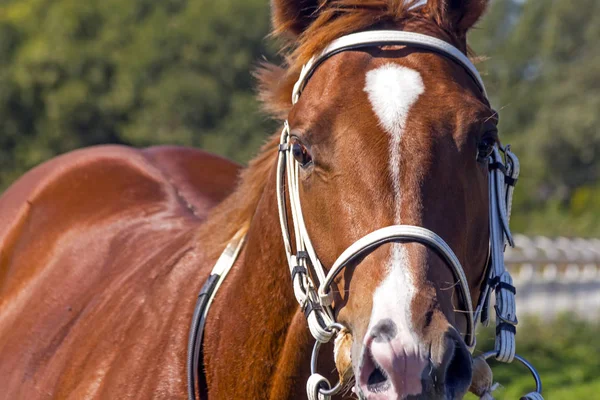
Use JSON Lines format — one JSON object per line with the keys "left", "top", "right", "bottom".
{"left": 291, "top": 139, "right": 312, "bottom": 167}
{"left": 477, "top": 136, "right": 496, "bottom": 163}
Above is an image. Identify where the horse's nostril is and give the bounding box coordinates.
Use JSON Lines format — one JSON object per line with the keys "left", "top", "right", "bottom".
{"left": 367, "top": 365, "right": 390, "bottom": 393}
{"left": 370, "top": 318, "right": 398, "bottom": 343}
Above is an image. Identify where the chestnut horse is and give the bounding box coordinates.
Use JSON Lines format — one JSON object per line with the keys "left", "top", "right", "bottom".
{"left": 0, "top": 1, "right": 541, "bottom": 399}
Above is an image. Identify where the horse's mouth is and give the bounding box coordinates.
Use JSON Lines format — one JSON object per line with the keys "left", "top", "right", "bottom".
{"left": 358, "top": 345, "right": 393, "bottom": 397}
{"left": 367, "top": 365, "right": 390, "bottom": 393}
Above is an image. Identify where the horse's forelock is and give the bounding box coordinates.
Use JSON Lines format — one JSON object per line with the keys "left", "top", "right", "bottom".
{"left": 257, "top": 0, "right": 445, "bottom": 121}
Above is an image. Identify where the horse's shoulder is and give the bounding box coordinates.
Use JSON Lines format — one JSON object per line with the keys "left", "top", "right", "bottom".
{"left": 0, "top": 145, "right": 239, "bottom": 397}
{"left": 0, "top": 144, "right": 239, "bottom": 242}
{"left": 0, "top": 144, "right": 240, "bottom": 308}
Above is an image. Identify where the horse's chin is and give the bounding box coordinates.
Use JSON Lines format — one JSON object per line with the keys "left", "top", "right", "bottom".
{"left": 468, "top": 356, "right": 495, "bottom": 398}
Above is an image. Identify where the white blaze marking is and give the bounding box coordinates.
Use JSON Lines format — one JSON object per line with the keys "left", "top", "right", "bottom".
{"left": 369, "top": 245, "right": 416, "bottom": 342}
{"left": 363, "top": 63, "right": 424, "bottom": 222}
{"left": 363, "top": 64, "right": 424, "bottom": 350}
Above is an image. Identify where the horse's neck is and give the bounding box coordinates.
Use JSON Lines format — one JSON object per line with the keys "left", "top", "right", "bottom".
{"left": 202, "top": 180, "right": 314, "bottom": 399}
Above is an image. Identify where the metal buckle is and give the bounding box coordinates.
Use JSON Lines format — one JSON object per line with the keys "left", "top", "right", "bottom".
{"left": 494, "top": 304, "right": 519, "bottom": 326}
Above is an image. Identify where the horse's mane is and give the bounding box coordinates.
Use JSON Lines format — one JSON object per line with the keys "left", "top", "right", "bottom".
{"left": 200, "top": 0, "right": 457, "bottom": 253}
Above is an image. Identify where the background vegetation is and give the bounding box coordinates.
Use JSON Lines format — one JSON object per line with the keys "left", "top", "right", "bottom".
{"left": 471, "top": 0, "right": 600, "bottom": 238}
{"left": 0, "top": 0, "right": 277, "bottom": 188}
{"left": 0, "top": 0, "right": 598, "bottom": 237}
{"left": 0, "top": 1, "right": 598, "bottom": 399}
{"left": 467, "top": 315, "right": 600, "bottom": 400}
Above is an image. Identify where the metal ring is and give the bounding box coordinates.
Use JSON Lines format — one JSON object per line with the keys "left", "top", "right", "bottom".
{"left": 309, "top": 323, "right": 347, "bottom": 396}
{"left": 307, "top": 373, "right": 332, "bottom": 399}
{"left": 482, "top": 351, "right": 542, "bottom": 394}
{"left": 325, "top": 322, "right": 345, "bottom": 334}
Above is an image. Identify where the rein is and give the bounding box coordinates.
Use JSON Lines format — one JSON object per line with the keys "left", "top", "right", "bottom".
{"left": 187, "top": 30, "right": 543, "bottom": 400}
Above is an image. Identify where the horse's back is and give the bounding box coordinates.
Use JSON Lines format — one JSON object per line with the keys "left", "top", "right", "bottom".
{"left": 0, "top": 145, "right": 240, "bottom": 398}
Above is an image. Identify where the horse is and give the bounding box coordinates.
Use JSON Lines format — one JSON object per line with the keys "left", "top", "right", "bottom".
{"left": 0, "top": 1, "right": 543, "bottom": 399}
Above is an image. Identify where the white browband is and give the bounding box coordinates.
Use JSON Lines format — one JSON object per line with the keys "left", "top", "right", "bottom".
{"left": 292, "top": 30, "right": 487, "bottom": 104}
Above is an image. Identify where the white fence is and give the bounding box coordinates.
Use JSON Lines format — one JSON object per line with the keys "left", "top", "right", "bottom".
{"left": 506, "top": 234, "right": 600, "bottom": 319}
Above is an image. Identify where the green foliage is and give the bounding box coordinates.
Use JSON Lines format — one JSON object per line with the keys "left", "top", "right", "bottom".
{"left": 0, "top": 0, "right": 277, "bottom": 190}
{"left": 471, "top": 0, "right": 600, "bottom": 237}
{"left": 0, "top": 0, "right": 598, "bottom": 238}
{"left": 467, "top": 315, "right": 600, "bottom": 400}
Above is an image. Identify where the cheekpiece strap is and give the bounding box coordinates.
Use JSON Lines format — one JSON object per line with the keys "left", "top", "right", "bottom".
{"left": 486, "top": 146, "right": 520, "bottom": 363}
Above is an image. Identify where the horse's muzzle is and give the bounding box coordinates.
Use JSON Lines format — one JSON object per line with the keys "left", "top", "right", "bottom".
{"left": 355, "top": 322, "right": 472, "bottom": 400}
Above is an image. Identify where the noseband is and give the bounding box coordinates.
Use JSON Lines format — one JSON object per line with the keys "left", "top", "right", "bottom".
{"left": 188, "top": 30, "right": 543, "bottom": 400}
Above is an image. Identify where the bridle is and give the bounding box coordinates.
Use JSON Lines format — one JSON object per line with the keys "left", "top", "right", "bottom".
{"left": 187, "top": 30, "right": 543, "bottom": 400}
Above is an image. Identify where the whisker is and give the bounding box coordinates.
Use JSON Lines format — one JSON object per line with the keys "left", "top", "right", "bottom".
{"left": 484, "top": 104, "right": 510, "bottom": 124}
{"left": 483, "top": 112, "right": 498, "bottom": 124}
{"left": 341, "top": 375, "right": 357, "bottom": 398}
{"left": 496, "top": 103, "right": 511, "bottom": 112}
{"left": 452, "top": 309, "right": 471, "bottom": 314}
{"left": 440, "top": 280, "right": 460, "bottom": 291}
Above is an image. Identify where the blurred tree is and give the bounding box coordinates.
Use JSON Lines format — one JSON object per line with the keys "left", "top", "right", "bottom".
{"left": 0, "top": 0, "right": 599, "bottom": 237}
{"left": 466, "top": 315, "right": 600, "bottom": 400}
{"left": 0, "top": 0, "right": 277, "bottom": 190}
{"left": 471, "top": 0, "right": 600, "bottom": 236}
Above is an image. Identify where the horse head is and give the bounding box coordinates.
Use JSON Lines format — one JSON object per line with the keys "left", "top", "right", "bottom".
{"left": 269, "top": 1, "right": 494, "bottom": 398}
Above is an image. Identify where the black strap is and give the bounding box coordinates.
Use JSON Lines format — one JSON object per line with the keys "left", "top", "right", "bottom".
{"left": 489, "top": 276, "right": 516, "bottom": 294}
{"left": 187, "top": 274, "right": 220, "bottom": 400}
{"left": 496, "top": 282, "right": 516, "bottom": 295}
{"left": 303, "top": 300, "right": 323, "bottom": 319}
{"left": 504, "top": 176, "right": 518, "bottom": 186}
{"left": 488, "top": 162, "right": 507, "bottom": 174}
{"left": 199, "top": 274, "right": 219, "bottom": 297}
{"left": 489, "top": 161, "right": 518, "bottom": 186}
{"left": 291, "top": 265, "right": 307, "bottom": 281}
{"left": 480, "top": 300, "right": 490, "bottom": 325}
{"left": 296, "top": 251, "right": 309, "bottom": 260}
{"left": 496, "top": 322, "right": 517, "bottom": 336}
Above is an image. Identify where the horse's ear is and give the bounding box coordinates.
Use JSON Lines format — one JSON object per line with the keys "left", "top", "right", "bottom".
{"left": 271, "top": 0, "right": 321, "bottom": 36}
{"left": 426, "top": 0, "right": 489, "bottom": 36}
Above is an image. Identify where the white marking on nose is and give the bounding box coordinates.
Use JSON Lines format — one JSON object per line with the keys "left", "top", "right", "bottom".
{"left": 369, "top": 245, "right": 416, "bottom": 347}
{"left": 363, "top": 63, "right": 424, "bottom": 222}
{"left": 362, "top": 64, "right": 426, "bottom": 395}
{"left": 362, "top": 245, "right": 426, "bottom": 397}
{"left": 363, "top": 62, "right": 423, "bottom": 348}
